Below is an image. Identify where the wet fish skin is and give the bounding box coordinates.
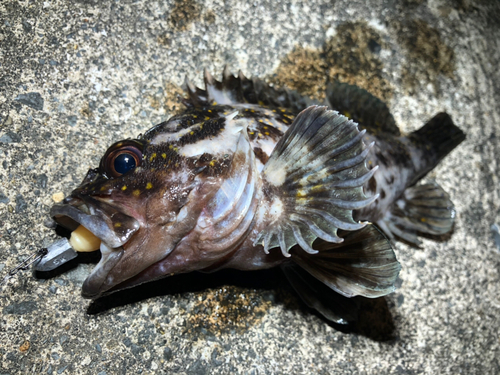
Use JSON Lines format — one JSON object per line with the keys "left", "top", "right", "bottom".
{"left": 49, "top": 70, "right": 464, "bottom": 323}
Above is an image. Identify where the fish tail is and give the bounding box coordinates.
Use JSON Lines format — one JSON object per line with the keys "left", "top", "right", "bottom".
{"left": 408, "top": 112, "right": 465, "bottom": 183}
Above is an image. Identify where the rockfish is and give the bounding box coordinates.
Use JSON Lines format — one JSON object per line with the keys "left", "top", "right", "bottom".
{"left": 44, "top": 69, "right": 465, "bottom": 323}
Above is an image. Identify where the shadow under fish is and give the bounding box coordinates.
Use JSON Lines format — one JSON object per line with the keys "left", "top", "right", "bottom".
{"left": 35, "top": 68, "right": 465, "bottom": 327}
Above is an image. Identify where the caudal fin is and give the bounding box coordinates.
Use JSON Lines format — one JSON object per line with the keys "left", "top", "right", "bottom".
{"left": 409, "top": 112, "right": 465, "bottom": 183}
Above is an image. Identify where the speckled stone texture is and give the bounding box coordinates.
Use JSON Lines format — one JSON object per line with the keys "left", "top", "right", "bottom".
{"left": 1, "top": 0, "right": 499, "bottom": 374}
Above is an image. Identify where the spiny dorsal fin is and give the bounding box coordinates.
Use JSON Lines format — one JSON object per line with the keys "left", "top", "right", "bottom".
{"left": 326, "top": 80, "right": 400, "bottom": 136}
{"left": 254, "top": 106, "right": 379, "bottom": 257}
{"left": 289, "top": 225, "right": 401, "bottom": 299}
{"left": 182, "top": 68, "right": 313, "bottom": 112}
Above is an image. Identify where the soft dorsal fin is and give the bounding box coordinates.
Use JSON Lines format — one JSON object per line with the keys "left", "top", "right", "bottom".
{"left": 254, "top": 106, "right": 379, "bottom": 257}
{"left": 326, "top": 80, "right": 400, "bottom": 136}
{"left": 183, "top": 67, "right": 314, "bottom": 112}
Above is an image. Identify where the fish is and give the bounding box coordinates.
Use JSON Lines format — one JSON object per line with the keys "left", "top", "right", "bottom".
{"left": 46, "top": 68, "right": 465, "bottom": 324}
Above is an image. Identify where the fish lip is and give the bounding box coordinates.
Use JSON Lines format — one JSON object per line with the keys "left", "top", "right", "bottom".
{"left": 81, "top": 242, "right": 125, "bottom": 299}
{"left": 50, "top": 196, "right": 140, "bottom": 248}
{"left": 50, "top": 196, "right": 142, "bottom": 298}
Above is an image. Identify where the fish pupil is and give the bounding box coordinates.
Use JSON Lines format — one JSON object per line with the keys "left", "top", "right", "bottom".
{"left": 114, "top": 153, "right": 136, "bottom": 174}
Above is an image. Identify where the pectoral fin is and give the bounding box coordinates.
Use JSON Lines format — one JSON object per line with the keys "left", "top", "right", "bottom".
{"left": 254, "top": 106, "right": 378, "bottom": 257}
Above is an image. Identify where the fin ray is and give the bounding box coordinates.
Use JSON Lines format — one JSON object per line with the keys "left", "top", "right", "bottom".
{"left": 182, "top": 69, "right": 314, "bottom": 111}
{"left": 379, "top": 182, "right": 456, "bottom": 245}
{"left": 254, "top": 106, "right": 378, "bottom": 256}
{"left": 290, "top": 225, "right": 401, "bottom": 298}
{"left": 326, "top": 80, "right": 400, "bottom": 136}
{"left": 281, "top": 262, "right": 360, "bottom": 324}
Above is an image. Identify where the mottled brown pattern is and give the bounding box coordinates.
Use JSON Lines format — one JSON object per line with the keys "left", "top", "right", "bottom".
{"left": 253, "top": 147, "right": 269, "bottom": 164}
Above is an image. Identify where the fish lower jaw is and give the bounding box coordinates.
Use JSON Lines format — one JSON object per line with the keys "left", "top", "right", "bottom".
{"left": 81, "top": 242, "right": 125, "bottom": 299}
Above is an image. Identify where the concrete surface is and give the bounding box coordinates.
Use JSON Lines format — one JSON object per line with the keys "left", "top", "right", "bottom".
{"left": 1, "top": 0, "right": 499, "bottom": 374}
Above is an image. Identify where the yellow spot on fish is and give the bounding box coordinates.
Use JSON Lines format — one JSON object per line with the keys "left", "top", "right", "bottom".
{"left": 258, "top": 133, "right": 263, "bottom": 137}
{"left": 208, "top": 109, "right": 212, "bottom": 113}
{"left": 265, "top": 132, "right": 270, "bottom": 136}
{"left": 296, "top": 190, "right": 307, "bottom": 198}
{"left": 282, "top": 119, "right": 289, "bottom": 124}
{"left": 100, "top": 186, "right": 107, "bottom": 191}
{"left": 121, "top": 185, "right": 127, "bottom": 191}
{"left": 162, "top": 153, "right": 167, "bottom": 159}
{"left": 133, "top": 190, "right": 141, "bottom": 197}
{"left": 212, "top": 101, "right": 217, "bottom": 105}
{"left": 169, "top": 145, "right": 173, "bottom": 149}
{"left": 209, "top": 160, "right": 216, "bottom": 167}
{"left": 343, "top": 111, "right": 351, "bottom": 118}
{"left": 263, "top": 126, "right": 268, "bottom": 129}
{"left": 250, "top": 109, "right": 255, "bottom": 113}
{"left": 114, "top": 222, "right": 122, "bottom": 228}
{"left": 190, "top": 131, "right": 194, "bottom": 135}
{"left": 146, "top": 182, "right": 153, "bottom": 190}
{"left": 249, "top": 131, "right": 255, "bottom": 135}
{"left": 116, "top": 142, "right": 123, "bottom": 147}
{"left": 149, "top": 153, "right": 157, "bottom": 162}
{"left": 258, "top": 119, "right": 263, "bottom": 123}
{"left": 420, "top": 217, "right": 427, "bottom": 222}
{"left": 193, "top": 115, "right": 198, "bottom": 119}
{"left": 205, "top": 116, "right": 210, "bottom": 121}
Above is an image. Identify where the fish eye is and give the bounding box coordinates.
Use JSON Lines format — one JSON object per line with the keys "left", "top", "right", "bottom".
{"left": 102, "top": 143, "right": 143, "bottom": 178}
{"left": 113, "top": 152, "right": 138, "bottom": 174}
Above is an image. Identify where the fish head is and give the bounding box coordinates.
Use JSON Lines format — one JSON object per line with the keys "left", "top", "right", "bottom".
{"left": 50, "top": 135, "right": 228, "bottom": 298}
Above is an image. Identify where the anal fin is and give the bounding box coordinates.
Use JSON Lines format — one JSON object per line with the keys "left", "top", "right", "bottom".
{"left": 289, "top": 225, "right": 401, "bottom": 299}
{"left": 380, "top": 182, "right": 457, "bottom": 245}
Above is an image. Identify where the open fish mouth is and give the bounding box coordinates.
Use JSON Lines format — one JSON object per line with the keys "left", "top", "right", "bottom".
{"left": 48, "top": 197, "right": 141, "bottom": 298}
{"left": 50, "top": 197, "right": 140, "bottom": 248}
